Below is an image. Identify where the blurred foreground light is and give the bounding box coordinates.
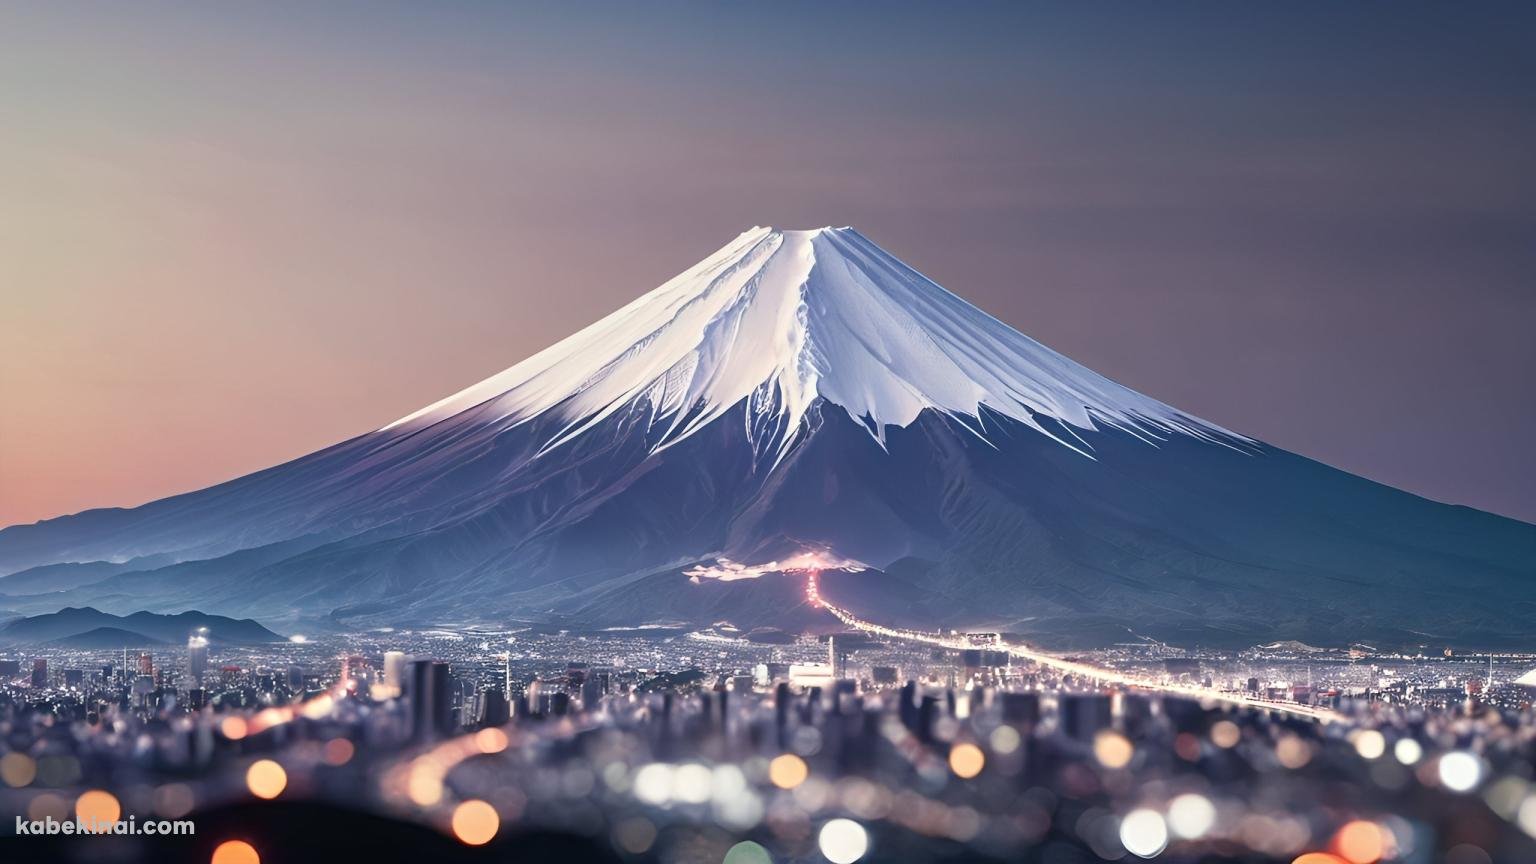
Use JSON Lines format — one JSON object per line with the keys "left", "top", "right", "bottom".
{"left": 245, "top": 759, "right": 287, "bottom": 800}
{"left": 723, "top": 840, "right": 774, "bottom": 864}
{"left": 154, "top": 783, "right": 195, "bottom": 818}
{"left": 1167, "top": 793, "right": 1216, "bottom": 839}
{"left": 1352, "top": 730, "right": 1386, "bottom": 760}
{"left": 673, "top": 763, "right": 713, "bottom": 805}
{"left": 451, "top": 799, "right": 500, "bottom": 846}
{"left": 475, "top": 728, "right": 509, "bottom": 754}
{"left": 769, "top": 754, "right": 808, "bottom": 789}
{"left": 613, "top": 816, "right": 657, "bottom": 854}
{"left": 1292, "top": 855, "right": 1347, "bottom": 864}
{"left": 633, "top": 763, "right": 674, "bottom": 805}
{"left": 0, "top": 752, "right": 36, "bottom": 787}
{"left": 322, "top": 738, "right": 354, "bottom": 766}
{"left": 408, "top": 760, "right": 445, "bottom": 806}
{"left": 1438, "top": 752, "right": 1483, "bottom": 793}
{"left": 1393, "top": 738, "right": 1422, "bottom": 765}
{"left": 211, "top": 839, "right": 261, "bottom": 864}
{"left": 75, "top": 789, "right": 121, "bottom": 826}
{"left": 818, "top": 818, "right": 869, "bottom": 864}
{"left": 989, "top": 724, "right": 1021, "bottom": 754}
{"left": 220, "top": 716, "right": 248, "bottom": 740}
{"left": 1275, "top": 736, "right": 1312, "bottom": 769}
{"left": 1119, "top": 808, "right": 1169, "bottom": 858}
{"left": 1210, "top": 721, "right": 1241, "bottom": 749}
{"left": 1094, "top": 731, "right": 1134, "bottom": 769}
{"left": 1333, "top": 820, "right": 1385, "bottom": 863}
{"left": 948, "top": 743, "right": 985, "bottom": 779}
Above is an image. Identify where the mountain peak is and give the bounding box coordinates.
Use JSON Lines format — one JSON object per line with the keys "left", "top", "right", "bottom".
{"left": 384, "top": 227, "right": 1244, "bottom": 463}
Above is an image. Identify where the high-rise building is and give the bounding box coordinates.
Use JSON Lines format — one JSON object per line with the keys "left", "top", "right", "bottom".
{"left": 64, "top": 668, "right": 84, "bottom": 688}
{"left": 382, "top": 651, "right": 407, "bottom": 699}
{"left": 407, "top": 659, "right": 453, "bottom": 741}
{"left": 187, "top": 630, "right": 209, "bottom": 686}
{"left": 828, "top": 637, "right": 849, "bottom": 679}
{"left": 478, "top": 687, "right": 510, "bottom": 727}
{"left": 31, "top": 659, "right": 48, "bottom": 688}
{"left": 138, "top": 653, "right": 154, "bottom": 676}
{"left": 0, "top": 659, "right": 20, "bottom": 678}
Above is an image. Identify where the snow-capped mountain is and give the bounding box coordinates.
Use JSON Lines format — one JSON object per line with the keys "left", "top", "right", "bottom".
{"left": 1, "top": 227, "right": 1531, "bottom": 647}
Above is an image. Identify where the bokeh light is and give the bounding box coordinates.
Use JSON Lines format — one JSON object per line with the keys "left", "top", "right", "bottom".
{"left": 1093, "top": 731, "right": 1134, "bottom": 768}
{"left": 1210, "top": 721, "right": 1241, "bottom": 749}
{"left": 1438, "top": 752, "right": 1483, "bottom": 793}
{"left": 74, "top": 789, "right": 121, "bottom": 826}
{"left": 948, "top": 743, "right": 985, "bottom": 779}
{"left": 723, "top": 840, "right": 774, "bottom": 864}
{"left": 245, "top": 759, "right": 287, "bottom": 800}
{"left": 220, "top": 716, "right": 248, "bottom": 740}
{"left": 1120, "top": 808, "right": 1169, "bottom": 858}
{"left": 769, "top": 754, "right": 808, "bottom": 789}
{"left": 1167, "top": 792, "right": 1216, "bottom": 839}
{"left": 322, "top": 738, "right": 354, "bottom": 766}
{"left": 0, "top": 752, "right": 36, "bottom": 787}
{"left": 1352, "top": 730, "right": 1385, "bottom": 760}
{"left": 818, "top": 818, "right": 870, "bottom": 864}
{"left": 1393, "top": 738, "right": 1422, "bottom": 765}
{"left": 211, "top": 839, "right": 261, "bottom": 864}
{"left": 451, "top": 799, "right": 500, "bottom": 845}
{"left": 1292, "top": 854, "right": 1347, "bottom": 864}
{"left": 1333, "top": 820, "right": 1385, "bottom": 863}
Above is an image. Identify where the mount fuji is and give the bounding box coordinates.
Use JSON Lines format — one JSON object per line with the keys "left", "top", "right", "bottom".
{"left": 1, "top": 227, "right": 1531, "bottom": 647}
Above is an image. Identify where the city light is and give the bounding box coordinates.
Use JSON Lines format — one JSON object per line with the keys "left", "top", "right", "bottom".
{"left": 210, "top": 840, "right": 261, "bottom": 864}
{"left": 818, "top": 818, "right": 869, "bottom": 864}
{"left": 1119, "top": 808, "right": 1169, "bottom": 858}
{"left": 1167, "top": 793, "right": 1216, "bottom": 839}
{"left": 245, "top": 760, "right": 288, "bottom": 800}
{"left": 948, "top": 742, "right": 985, "bottom": 779}
{"left": 1438, "top": 751, "right": 1484, "bottom": 792}
{"left": 769, "top": 753, "right": 809, "bottom": 789}
{"left": 74, "top": 789, "right": 121, "bottom": 825}
{"left": 451, "top": 799, "right": 500, "bottom": 846}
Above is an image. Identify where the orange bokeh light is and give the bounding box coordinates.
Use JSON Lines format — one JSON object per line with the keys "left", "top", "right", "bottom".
{"left": 1293, "top": 854, "right": 1348, "bottom": 864}
{"left": 211, "top": 839, "right": 261, "bottom": 864}
{"left": 1333, "top": 821, "right": 1386, "bottom": 864}
{"left": 245, "top": 759, "right": 287, "bottom": 800}
{"left": 220, "top": 716, "right": 249, "bottom": 740}
{"left": 323, "top": 738, "right": 355, "bottom": 766}
{"left": 452, "top": 799, "right": 500, "bottom": 846}
{"left": 74, "top": 789, "right": 121, "bottom": 826}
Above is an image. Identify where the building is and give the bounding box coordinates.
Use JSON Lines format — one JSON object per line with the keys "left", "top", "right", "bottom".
{"left": 408, "top": 659, "right": 454, "bottom": 741}
{"left": 187, "top": 630, "right": 209, "bottom": 686}
{"left": 31, "top": 659, "right": 47, "bottom": 688}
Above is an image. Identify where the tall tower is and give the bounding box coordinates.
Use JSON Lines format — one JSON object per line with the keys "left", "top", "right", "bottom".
{"left": 187, "top": 629, "right": 209, "bottom": 687}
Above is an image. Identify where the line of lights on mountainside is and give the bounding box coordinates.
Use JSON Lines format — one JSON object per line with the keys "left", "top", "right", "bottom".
{"left": 804, "top": 570, "right": 1343, "bottom": 725}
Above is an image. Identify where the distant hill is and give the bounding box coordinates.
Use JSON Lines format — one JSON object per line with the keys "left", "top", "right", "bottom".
{"left": 0, "top": 606, "right": 283, "bottom": 646}
{"left": 49, "top": 626, "right": 172, "bottom": 649}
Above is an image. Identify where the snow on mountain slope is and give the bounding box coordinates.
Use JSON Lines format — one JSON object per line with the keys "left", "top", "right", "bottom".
{"left": 384, "top": 227, "right": 1246, "bottom": 463}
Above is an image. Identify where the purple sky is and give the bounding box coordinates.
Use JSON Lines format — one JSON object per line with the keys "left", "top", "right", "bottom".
{"left": 2, "top": 2, "right": 1533, "bottom": 526}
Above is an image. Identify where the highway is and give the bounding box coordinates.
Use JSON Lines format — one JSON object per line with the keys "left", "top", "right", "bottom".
{"left": 804, "top": 572, "right": 1346, "bottom": 725}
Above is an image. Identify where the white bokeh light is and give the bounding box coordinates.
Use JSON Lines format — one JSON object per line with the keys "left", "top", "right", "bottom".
{"left": 1167, "top": 793, "right": 1216, "bottom": 839}
{"left": 1393, "top": 738, "right": 1423, "bottom": 765}
{"left": 818, "top": 818, "right": 869, "bottom": 864}
{"left": 1119, "top": 808, "right": 1169, "bottom": 858}
{"left": 1438, "top": 752, "right": 1483, "bottom": 793}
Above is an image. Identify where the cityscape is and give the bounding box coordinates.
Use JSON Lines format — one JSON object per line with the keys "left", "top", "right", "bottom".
{"left": 4, "top": 4, "right": 1534, "bottom": 864}
{"left": 2, "top": 576, "right": 1536, "bottom": 863}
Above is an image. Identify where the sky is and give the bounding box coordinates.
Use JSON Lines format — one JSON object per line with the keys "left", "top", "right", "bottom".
{"left": 2, "top": 2, "right": 1534, "bottom": 526}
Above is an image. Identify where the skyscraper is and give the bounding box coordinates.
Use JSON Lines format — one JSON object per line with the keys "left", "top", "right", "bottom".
{"left": 407, "top": 659, "right": 453, "bottom": 742}
{"left": 187, "top": 629, "right": 209, "bottom": 686}
{"left": 382, "top": 651, "right": 407, "bottom": 699}
{"left": 31, "top": 659, "right": 47, "bottom": 688}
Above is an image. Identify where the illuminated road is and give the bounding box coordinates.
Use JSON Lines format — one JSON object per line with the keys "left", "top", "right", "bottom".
{"left": 804, "top": 572, "right": 1346, "bottom": 725}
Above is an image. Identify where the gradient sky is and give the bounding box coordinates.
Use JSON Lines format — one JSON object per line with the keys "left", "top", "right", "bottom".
{"left": 2, "top": 2, "right": 1534, "bottom": 527}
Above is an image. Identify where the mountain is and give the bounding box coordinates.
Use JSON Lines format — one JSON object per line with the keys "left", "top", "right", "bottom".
{"left": 48, "top": 627, "right": 171, "bottom": 649}
{"left": 0, "top": 227, "right": 1531, "bottom": 647}
{"left": 0, "top": 607, "right": 284, "bottom": 646}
